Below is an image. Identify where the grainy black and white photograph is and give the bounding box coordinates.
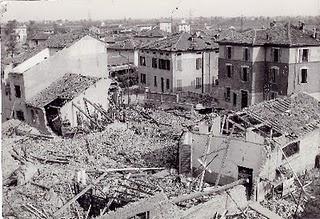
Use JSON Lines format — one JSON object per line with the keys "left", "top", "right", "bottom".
{"left": 1, "top": 0, "right": 320, "bottom": 218}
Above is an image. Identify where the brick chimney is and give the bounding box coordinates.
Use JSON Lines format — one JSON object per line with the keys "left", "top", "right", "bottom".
{"left": 313, "top": 27, "right": 317, "bottom": 39}
{"left": 299, "top": 21, "right": 305, "bottom": 32}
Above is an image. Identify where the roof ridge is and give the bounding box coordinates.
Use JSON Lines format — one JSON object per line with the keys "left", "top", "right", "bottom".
{"left": 173, "top": 32, "right": 186, "bottom": 51}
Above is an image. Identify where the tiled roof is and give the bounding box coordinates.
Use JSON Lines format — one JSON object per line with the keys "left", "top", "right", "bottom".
{"left": 219, "top": 24, "right": 320, "bottom": 47}
{"left": 141, "top": 32, "right": 218, "bottom": 52}
{"left": 243, "top": 93, "right": 320, "bottom": 140}
{"left": 26, "top": 73, "right": 100, "bottom": 108}
{"left": 135, "top": 29, "right": 167, "bottom": 38}
{"left": 28, "top": 32, "right": 51, "bottom": 40}
{"left": 13, "top": 46, "right": 46, "bottom": 65}
{"left": 45, "top": 31, "right": 87, "bottom": 48}
{"left": 107, "top": 38, "right": 154, "bottom": 50}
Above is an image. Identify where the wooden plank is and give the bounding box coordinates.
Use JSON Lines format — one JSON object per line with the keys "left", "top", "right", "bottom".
{"left": 171, "top": 179, "right": 246, "bottom": 203}
{"left": 249, "top": 202, "right": 283, "bottom": 219}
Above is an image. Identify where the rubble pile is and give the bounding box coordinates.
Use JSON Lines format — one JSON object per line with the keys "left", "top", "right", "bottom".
{"left": 2, "top": 107, "right": 208, "bottom": 218}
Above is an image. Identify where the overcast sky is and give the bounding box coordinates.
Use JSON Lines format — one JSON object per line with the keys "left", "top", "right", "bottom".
{"left": 2, "top": 0, "right": 320, "bottom": 21}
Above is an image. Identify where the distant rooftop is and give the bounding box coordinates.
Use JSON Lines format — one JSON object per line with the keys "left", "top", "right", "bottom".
{"left": 218, "top": 23, "right": 320, "bottom": 47}
{"left": 141, "top": 32, "right": 218, "bottom": 52}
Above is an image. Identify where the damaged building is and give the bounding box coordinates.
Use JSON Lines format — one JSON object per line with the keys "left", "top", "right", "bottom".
{"left": 2, "top": 35, "right": 109, "bottom": 134}
{"left": 179, "top": 93, "right": 320, "bottom": 201}
{"left": 25, "top": 73, "right": 111, "bottom": 135}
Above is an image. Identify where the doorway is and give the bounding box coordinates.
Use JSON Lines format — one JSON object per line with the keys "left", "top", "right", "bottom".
{"left": 238, "top": 166, "right": 253, "bottom": 199}
{"left": 241, "top": 90, "right": 249, "bottom": 109}
{"left": 161, "top": 77, "right": 164, "bottom": 92}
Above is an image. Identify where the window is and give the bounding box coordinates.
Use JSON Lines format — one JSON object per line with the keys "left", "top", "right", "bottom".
{"left": 270, "top": 92, "right": 277, "bottom": 100}
{"left": 302, "top": 49, "right": 309, "bottom": 62}
{"left": 233, "top": 92, "right": 237, "bottom": 106}
{"left": 195, "top": 77, "right": 202, "bottom": 89}
{"left": 272, "top": 48, "right": 280, "bottom": 62}
{"left": 282, "top": 141, "right": 300, "bottom": 159}
{"left": 152, "top": 58, "right": 157, "bottom": 68}
{"left": 16, "top": 110, "right": 25, "bottom": 121}
{"left": 270, "top": 67, "right": 279, "bottom": 83}
{"left": 14, "top": 85, "right": 21, "bottom": 98}
{"left": 225, "top": 87, "right": 231, "bottom": 102}
{"left": 240, "top": 67, "right": 249, "bottom": 82}
{"left": 226, "top": 64, "right": 233, "bottom": 78}
{"left": 177, "top": 79, "right": 182, "bottom": 91}
{"left": 177, "top": 60, "right": 182, "bottom": 71}
{"left": 5, "top": 83, "right": 11, "bottom": 99}
{"left": 129, "top": 211, "right": 150, "bottom": 219}
{"left": 243, "top": 47, "right": 250, "bottom": 61}
{"left": 154, "top": 76, "right": 157, "bottom": 87}
{"left": 166, "top": 79, "right": 170, "bottom": 89}
{"left": 140, "top": 73, "right": 146, "bottom": 84}
{"left": 139, "top": 56, "right": 146, "bottom": 66}
{"left": 196, "top": 58, "right": 202, "bottom": 70}
{"left": 226, "top": 46, "right": 232, "bottom": 59}
{"left": 159, "top": 59, "right": 170, "bottom": 70}
{"left": 301, "top": 68, "right": 308, "bottom": 83}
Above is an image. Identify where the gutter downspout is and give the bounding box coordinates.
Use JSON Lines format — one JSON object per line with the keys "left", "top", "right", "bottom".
{"left": 201, "top": 52, "right": 204, "bottom": 94}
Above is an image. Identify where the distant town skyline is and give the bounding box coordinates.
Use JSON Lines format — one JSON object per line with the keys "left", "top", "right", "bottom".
{"left": 1, "top": 0, "right": 320, "bottom": 22}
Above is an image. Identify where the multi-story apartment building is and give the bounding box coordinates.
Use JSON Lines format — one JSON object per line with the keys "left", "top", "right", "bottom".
{"left": 138, "top": 32, "right": 219, "bottom": 94}
{"left": 217, "top": 23, "right": 320, "bottom": 110}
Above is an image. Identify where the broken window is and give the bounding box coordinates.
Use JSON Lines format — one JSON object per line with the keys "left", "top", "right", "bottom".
{"left": 301, "top": 69, "right": 308, "bottom": 83}
{"left": 302, "top": 49, "right": 309, "bottom": 62}
{"left": 240, "top": 67, "right": 249, "bottom": 82}
{"left": 226, "top": 46, "right": 232, "bottom": 59}
{"left": 226, "top": 64, "right": 233, "bottom": 78}
{"left": 14, "top": 85, "right": 21, "bottom": 98}
{"left": 196, "top": 58, "right": 202, "bottom": 70}
{"left": 140, "top": 73, "right": 146, "bottom": 84}
{"left": 16, "top": 110, "right": 25, "bottom": 121}
{"left": 152, "top": 58, "right": 157, "bottom": 68}
{"left": 177, "top": 79, "right": 182, "bottom": 91}
{"left": 243, "top": 47, "right": 250, "bottom": 61}
{"left": 154, "top": 76, "right": 157, "bottom": 87}
{"left": 139, "top": 56, "right": 146, "bottom": 66}
{"left": 195, "top": 77, "right": 202, "bottom": 89}
{"left": 166, "top": 78, "right": 170, "bottom": 90}
{"left": 282, "top": 141, "right": 300, "bottom": 159}
{"left": 225, "top": 87, "right": 231, "bottom": 102}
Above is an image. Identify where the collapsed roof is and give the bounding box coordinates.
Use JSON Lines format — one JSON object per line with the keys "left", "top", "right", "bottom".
{"left": 26, "top": 73, "right": 100, "bottom": 108}
{"left": 233, "top": 93, "right": 320, "bottom": 140}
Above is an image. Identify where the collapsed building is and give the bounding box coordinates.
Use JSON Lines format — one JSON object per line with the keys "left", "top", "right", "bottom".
{"left": 179, "top": 93, "right": 320, "bottom": 201}
{"left": 2, "top": 35, "right": 110, "bottom": 134}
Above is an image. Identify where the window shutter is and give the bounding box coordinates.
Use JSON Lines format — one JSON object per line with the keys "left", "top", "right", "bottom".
{"left": 225, "top": 46, "right": 227, "bottom": 58}
{"left": 232, "top": 65, "right": 234, "bottom": 77}
{"left": 248, "top": 49, "right": 250, "bottom": 60}
{"left": 279, "top": 49, "right": 282, "bottom": 62}
{"left": 298, "top": 49, "right": 302, "bottom": 63}
{"left": 243, "top": 48, "right": 245, "bottom": 61}
{"left": 308, "top": 49, "right": 311, "bottom": 62}
{"left": 270, "top": 48, "right": 274, "bottom": 62}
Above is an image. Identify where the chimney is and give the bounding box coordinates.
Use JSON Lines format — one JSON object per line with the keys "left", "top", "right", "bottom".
{"left": 270, "top": 20, "right": 276, "bottom": 28}
{"left": 299, "top": 21, "right": 305, "bottom": 32}
{"left": 313, "top": 27, "right": 317, "bottom": 39}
